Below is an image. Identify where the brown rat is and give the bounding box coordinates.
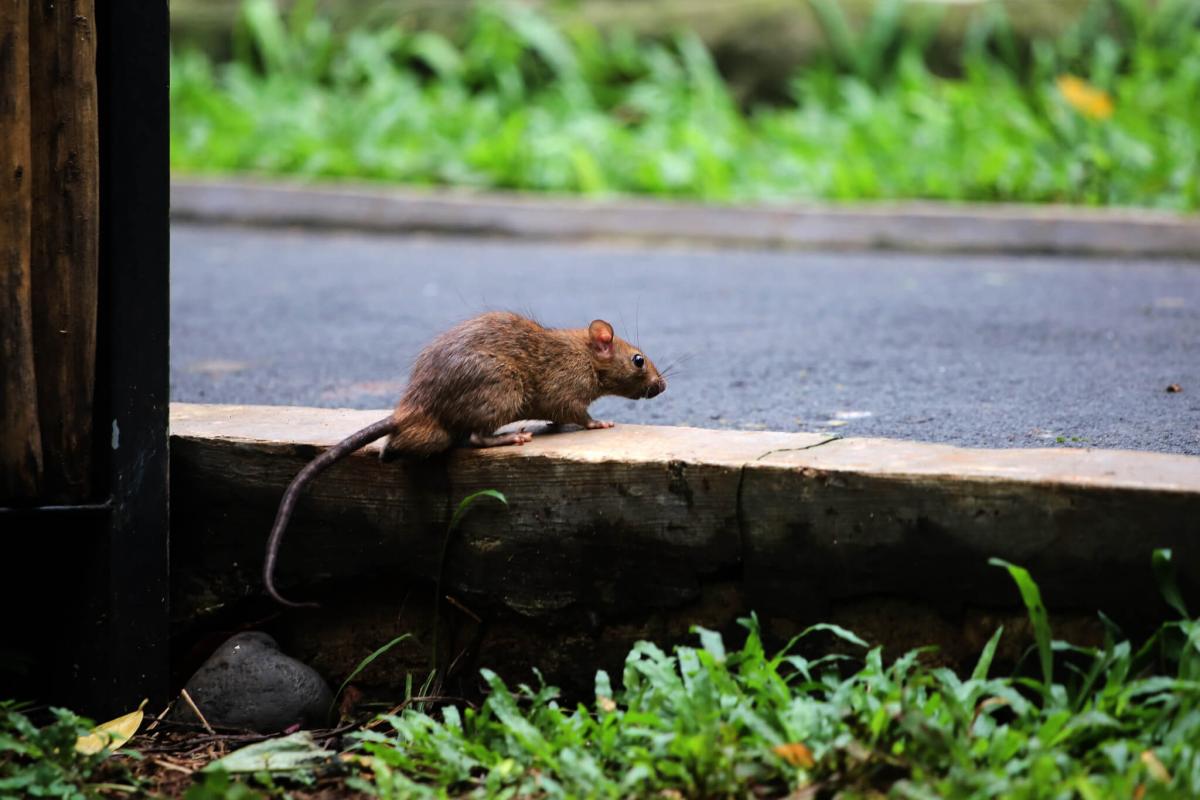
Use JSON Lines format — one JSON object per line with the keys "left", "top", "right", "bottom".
{"left": 264, "top": 311, "right": 666, "bottom": 607}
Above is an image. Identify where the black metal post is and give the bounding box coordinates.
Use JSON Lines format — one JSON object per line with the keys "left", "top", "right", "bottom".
{"left": 89, "top": 0, "right": 171, "bottom": 715}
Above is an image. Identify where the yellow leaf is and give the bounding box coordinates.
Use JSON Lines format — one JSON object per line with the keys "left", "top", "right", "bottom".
{"left": 1057, "top": 75, "right": 1114, "bottom": 120}
{"left": 1141, "top": 749, "right": 1172, "bottom": 783}
{"left": 597, "top": 696, "right": 617, "bottom": 713}
{"left": 773, "top": 742, "right": 815, "bottom": 768}
{"left": 75, "top": 699, "right": 146, "bottom": 755}
{"left": 341, "top": 752, "right": 375, "bottom": 769}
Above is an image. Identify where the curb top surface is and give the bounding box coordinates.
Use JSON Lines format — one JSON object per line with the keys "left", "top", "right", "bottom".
{"left": 172, "top": 403, "right": 1200, "bottom": 493}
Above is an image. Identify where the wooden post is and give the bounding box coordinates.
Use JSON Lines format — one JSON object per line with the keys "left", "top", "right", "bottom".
{"left": 0, "top": 1, "right": 169, "bottom": 716}
{"left": 29, "top": 0, "right": 100, "bottom": 502}
{"left": 0, "top": 1, "right": 44, "bottom": 502}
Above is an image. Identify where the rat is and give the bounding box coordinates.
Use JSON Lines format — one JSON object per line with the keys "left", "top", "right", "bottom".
{"left": 263, "top": 311, "right": 667, "bottom": 607}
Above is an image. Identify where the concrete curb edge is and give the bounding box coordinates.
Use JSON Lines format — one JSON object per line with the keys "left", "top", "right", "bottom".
{"left": 169, "top": 402, "right": 1200, "bottom": 690}
{"left": 171, "top": 177, "right": 1200, "bottom": 258}
{"left": 170, "top": 402, "right": 1200, "bottom": 618}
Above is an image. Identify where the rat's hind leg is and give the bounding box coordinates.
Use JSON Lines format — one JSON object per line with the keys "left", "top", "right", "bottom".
{"left": 381, "top": 406, "right": 455, "bottom": 461}
{"left": 469, "top": 431, "right": 533, "bottom": 448}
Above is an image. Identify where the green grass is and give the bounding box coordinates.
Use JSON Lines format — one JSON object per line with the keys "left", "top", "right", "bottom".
{"left": 171, "top": 0, "right": 1200, "bottom": 210}
{"left": 5, "top": 550, "right": 1200, "bottom": 797}
{"left": 0, "top": 702, "right": 136, "bottom": 799}
{"left": 346, "top": 556, "right": 1200, "bottom": 798}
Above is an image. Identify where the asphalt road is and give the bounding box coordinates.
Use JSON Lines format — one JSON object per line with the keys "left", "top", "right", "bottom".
{"left": 171, "top": 223, "right": 1200, "bottom": 454}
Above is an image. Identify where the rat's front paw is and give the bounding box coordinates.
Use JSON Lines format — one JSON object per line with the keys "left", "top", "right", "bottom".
{"left": 586, "top": 419, "right": 615, "bottom": 430}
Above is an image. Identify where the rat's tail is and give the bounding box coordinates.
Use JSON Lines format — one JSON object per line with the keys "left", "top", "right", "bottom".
{"left": 264, "top": 415, "right": 397, "bottom": 608}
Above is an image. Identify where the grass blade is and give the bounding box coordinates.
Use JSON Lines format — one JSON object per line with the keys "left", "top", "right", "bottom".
{"left": 796, "top": 622, "right": 869, "bottom": 649}
{"left": 971, "top": 626, "right": 1004, "bottom": 682}
{"left": 433, "top": 490, "right": 509, "bottom": 670}
{"left": 448, "top": 489, "right": 508, "bottom": 534}
{"left": 808, "top": 0, "right": 866, "bottom": 78}
{"left": 332, "top": 634, "right": 412, "bottom": 717}
{"left": 990, "top": 558, "right": 1053, "bottom": 694}
{"left": 1152, "top": 548, "right": 1189, "bottom": 618}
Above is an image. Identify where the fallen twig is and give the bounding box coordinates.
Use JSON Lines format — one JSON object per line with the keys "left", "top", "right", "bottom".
{"left": 143, "top": 702, "right": 174, "bottom": 734}
{"left": 151, "top": 758, "right": 194, "bottom": 776}
{"left": 179, "top": 690, "right": 215, "bottom": 735}
{"left": 444, "top": 594, "right": 481, "bottom": 624}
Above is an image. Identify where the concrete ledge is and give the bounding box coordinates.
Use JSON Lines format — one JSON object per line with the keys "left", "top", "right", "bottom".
{"left": 172, "top": 401, "right": 1199, "bottom": 625}
{"left": 171, "top": 177, "right": 1200, "bottom": 257}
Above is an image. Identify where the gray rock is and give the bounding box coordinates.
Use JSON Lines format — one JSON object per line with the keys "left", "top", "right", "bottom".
{"left": 173, "top": 632, "right": 333, "bottom": 733}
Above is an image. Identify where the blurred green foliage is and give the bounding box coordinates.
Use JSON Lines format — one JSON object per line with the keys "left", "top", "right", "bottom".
{"left": 171, "top": 0, "right": 1200, "bottom": 209}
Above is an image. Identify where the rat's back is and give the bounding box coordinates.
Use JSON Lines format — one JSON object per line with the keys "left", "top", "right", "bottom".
{"left": 400, "top": 312, "right": 546, "bottom": 436}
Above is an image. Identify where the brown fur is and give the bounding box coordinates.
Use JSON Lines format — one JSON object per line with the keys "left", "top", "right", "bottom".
{"left": 264, "top": 312, "right": 665, "bottom": 607}
{"left": 381, "top": 312, "right": 664, "bottom": 459}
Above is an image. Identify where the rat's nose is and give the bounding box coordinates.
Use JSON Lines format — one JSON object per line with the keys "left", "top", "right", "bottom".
{"left": 644, "top": 378, "right": 666, "bottom": 398}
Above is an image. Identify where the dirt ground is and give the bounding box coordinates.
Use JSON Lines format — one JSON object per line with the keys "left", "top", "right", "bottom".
{"left": 113, "top": 725, "right": 374, "bottom": 798}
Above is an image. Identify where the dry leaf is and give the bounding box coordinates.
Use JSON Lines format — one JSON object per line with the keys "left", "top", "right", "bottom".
{"left": 1141, "top": 749, "right": 1172, "bottom": 783}
{"left": 784, "top": 784, "right": 822, "bottom": 800}
{"left": 971, "top": 696, "right": 1010, "bottom": 729}
{"left": 597, "top": 696, "right": 617, "bottom": 713}
{"left": 1057, "top": 75, "right": 1114, "bottom": 120}
{"left": 341, "top": 752, "right": 375, "bottom": 769}
{"left": 76, "top": 699, "right": 147, "bottom": 754}
{"left": 773, "top": 742, "right": 815, "bottom": 768}
{"left": 338, "top": 684, "right": 365, "bottom": 720}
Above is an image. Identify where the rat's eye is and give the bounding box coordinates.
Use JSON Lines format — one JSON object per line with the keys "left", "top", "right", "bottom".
{"left": 632, "top": 353, "right": 646, "bottom": 369}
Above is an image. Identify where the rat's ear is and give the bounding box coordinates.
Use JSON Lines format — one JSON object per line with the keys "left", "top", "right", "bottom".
{"left": 588, "top": 319, "right": 614, "bottom": 360}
